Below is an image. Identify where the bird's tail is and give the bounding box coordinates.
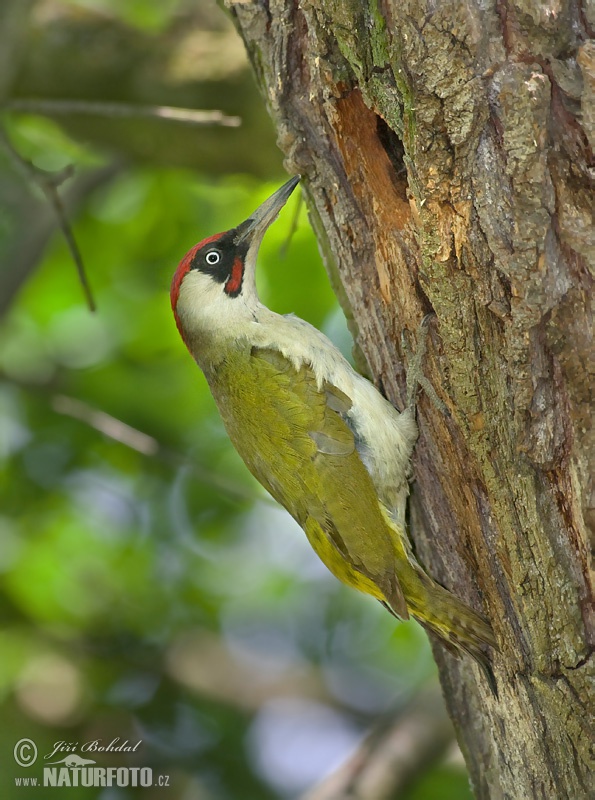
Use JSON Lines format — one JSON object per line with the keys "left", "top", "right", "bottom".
{"left": 382, "top": 509, "right": 498, "bottom": 694}
{"left": 408, "top": 570, "right": 498, "bottom": 695}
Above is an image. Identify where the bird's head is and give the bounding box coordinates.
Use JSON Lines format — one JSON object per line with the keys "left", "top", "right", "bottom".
{"left": 171, "top": 176, "right": 300, "bottom": 350}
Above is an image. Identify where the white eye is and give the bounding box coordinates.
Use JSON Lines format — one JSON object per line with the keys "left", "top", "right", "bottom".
{"left": 205, "top": 250, "right": 221, "bottom": 265}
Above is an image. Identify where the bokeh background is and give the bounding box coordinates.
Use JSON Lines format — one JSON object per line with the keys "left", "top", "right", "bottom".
{"left": 0, "top": 1, "right": 472, "bottom": 798}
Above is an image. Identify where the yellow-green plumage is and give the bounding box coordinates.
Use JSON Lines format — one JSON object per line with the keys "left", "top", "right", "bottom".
{"left": 205, "top": 344, "right": 496, "bottom": 687}
{"left": 172, "top": 177, "right": 497, "bottom": 692}
{"left": 209, "top": 345, "right": 406, "bottom": 614}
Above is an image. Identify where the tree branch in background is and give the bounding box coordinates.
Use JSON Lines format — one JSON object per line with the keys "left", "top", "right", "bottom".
{"left": 302, "top": 689, "right": 455, "bottom": 800}
{"left": 0, "top": 123, "right": 97, "bottom": 311}
{"left": 6, "top": 99, "right": 241, "bottom": 128}
{"left": 50, "top": 392, "right": 268, "bottom": 506}
{"left": 0, "top": 155, "right": 121, "bottom": 318}
{"left": 9, "top": 2, "right": 280, "bottom": 176}
{"left": 165, "top": 629, "right": 333, "bottom": 713}
{"left": 0, "top": 100, "right": 241, "bottom": 315}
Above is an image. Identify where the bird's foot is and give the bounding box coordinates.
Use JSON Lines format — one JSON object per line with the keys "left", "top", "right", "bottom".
{"left": 402, "top": 314, "right": 449, "bottom": 416}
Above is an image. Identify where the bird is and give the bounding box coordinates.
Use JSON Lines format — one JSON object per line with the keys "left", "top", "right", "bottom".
{"left": 170, "top": 176, "right": 497, "bottom": 692}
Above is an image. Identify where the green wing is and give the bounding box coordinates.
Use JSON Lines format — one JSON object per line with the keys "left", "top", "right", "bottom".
{"left": 208, "top": 345, "right": 409, "bottom": 619}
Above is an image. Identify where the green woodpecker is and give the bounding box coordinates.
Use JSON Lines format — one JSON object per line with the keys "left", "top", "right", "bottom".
{"left": 171, "top": 177, "right": 497, "bottom": 691}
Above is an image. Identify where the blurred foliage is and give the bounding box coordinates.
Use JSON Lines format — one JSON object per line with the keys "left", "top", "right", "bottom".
{"left": 10, "top": 0, "right": 280, "bottom": 175}
{"left": 0, "top": 2, "right": 472, "bottom": 799}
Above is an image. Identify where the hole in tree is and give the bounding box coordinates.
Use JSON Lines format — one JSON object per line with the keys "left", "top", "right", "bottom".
{"left": 376, "top": 115, "right": 408, "bottom": 202}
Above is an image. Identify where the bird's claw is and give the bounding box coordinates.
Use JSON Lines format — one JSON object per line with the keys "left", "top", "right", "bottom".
{"left": 402, "top": 314, "right": 449, "bottom": 416}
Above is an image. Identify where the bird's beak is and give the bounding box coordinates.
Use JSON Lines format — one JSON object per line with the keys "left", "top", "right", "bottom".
{"left": 234, "top": 176, "right": 300, "bottom": 245}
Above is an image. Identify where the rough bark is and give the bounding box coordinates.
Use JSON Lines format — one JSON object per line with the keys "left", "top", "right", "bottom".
{"left": 225, "top": 1, "right": 594, "bottom": 797}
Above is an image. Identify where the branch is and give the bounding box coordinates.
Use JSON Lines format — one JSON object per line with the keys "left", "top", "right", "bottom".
{"left": 301, "top": 689, "right": 455, "bottom": 800}
{"left": 17, "top": 623, "right": 335, "bottom": 715}
{"left": 48, "top": 391, "right": 270, "bottom": 506}
{"left": 165, "top": 629, "right": 332, "bottom": 712}
{"left": 0, "top": 124, "right": 96, "bottom": 311}
{"left": 52, "top": 394, "right": 159, "bottom": 457}
{"left": 0, "top": 160, "right": 120, "bottom": 318}
{"left": 6, "top": 99, "right": 241, "bottom": 128}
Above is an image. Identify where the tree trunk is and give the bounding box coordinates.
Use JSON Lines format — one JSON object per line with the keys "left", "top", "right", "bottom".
{"left": 225, "top": 1, "right": 594, "bottom": 797}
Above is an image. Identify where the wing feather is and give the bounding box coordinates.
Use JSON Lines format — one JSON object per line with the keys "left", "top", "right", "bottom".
{"left": 208, "top": 345, "right": 409, "bottom": 619}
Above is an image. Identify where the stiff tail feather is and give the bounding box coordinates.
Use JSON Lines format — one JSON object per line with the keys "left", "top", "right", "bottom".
{"left": 382, "top": 511, "right": 498, "bottom": 695}
{"left": 412, "top": 578, "right": 498, "bottom": 696}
